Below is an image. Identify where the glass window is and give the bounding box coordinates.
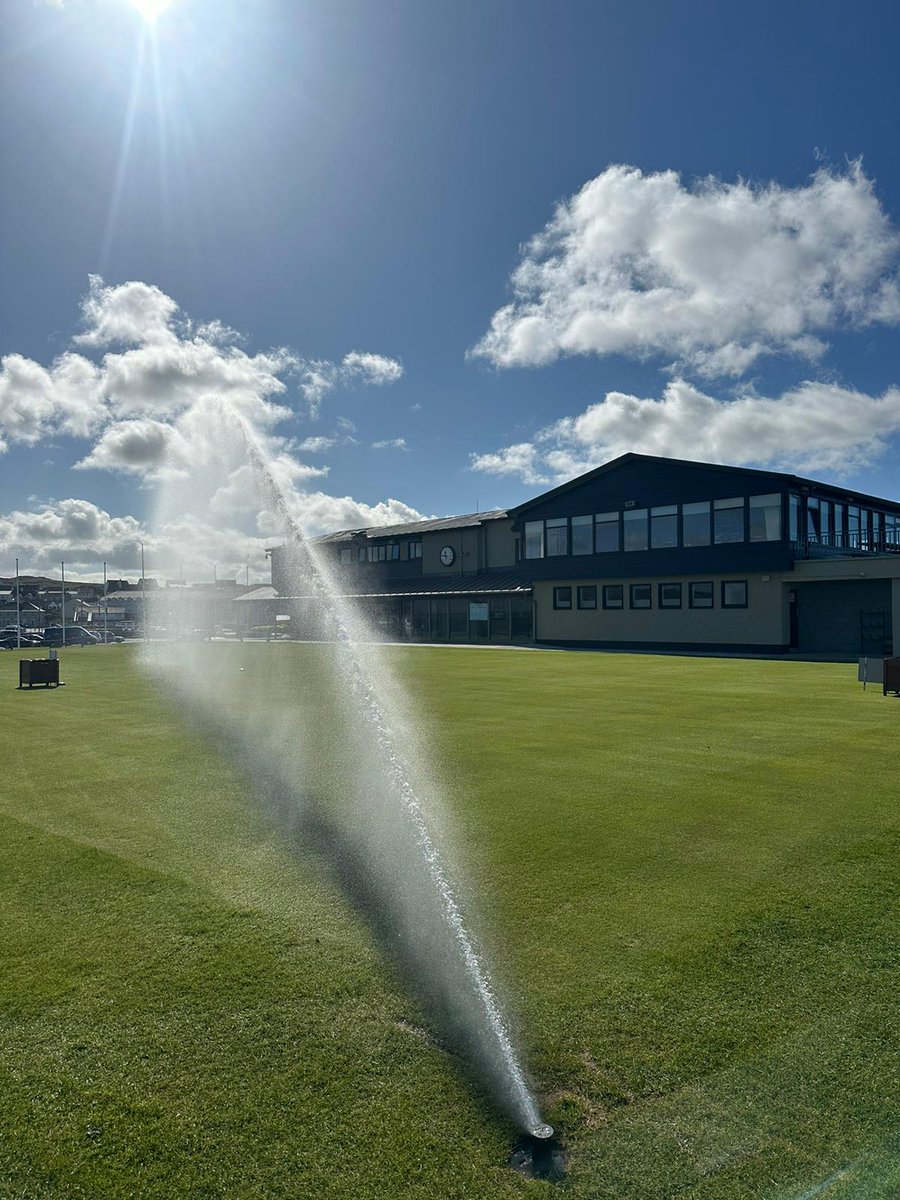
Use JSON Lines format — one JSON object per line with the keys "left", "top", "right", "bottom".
{"left": 571, "top": 515, "right": 593, "bottom": 555}
{"left": 524, "top": 521, "right": 544, "bottom": 559}
{"left": 714, "top": 497, "right": 744, "bottom": 543}
{"left": 848, "top": 506, "right": 860, "bottom": 548}
{"left": 595, "top": 512, "right": 620, "bottom": 553}
{"left": 358, "top": 546, "right": 367, "bottom": 562}
{"left": 602, "top": 584, "right": 623, "bottom": 609}
{"left": 689, "top": 581, "right": 714, "bottom": 608}
{"left": 553, "top": 586, "right": 572, "bottom": 610}
{"left": 872, "top": 511, "right": 882, "bottom": 549}
{"left": 833, "top": 502, "right": 845, "bottom": 547}
{"left": 339, "top": 547, "right": 352, "bottom": 565}
{"left": 546, "top": 518, "right": 568, "bottom": 557}
{"left": 650, "top": 505, "right": 678, "bottom": 549}
{"left": 409, "top": 541, "right": 422, "bottom": 559}
{"left": 577, "top": 585, "right": 597, "bottom": 609}
{"left": 682, "top": 501, "right": 710, "bottom": 547}
{"left": 749, "top": 494, "right": 782, "bottom": 542}
{"left": 789, "top": 494, "right": 801, "bottom": 542}
{"left": 722, "top": 580, "right": 748, "bottom": 608}
{"left": 820, "top": 501, "right": 832, "bottom": 543}
{"left": 659, "top": 582, "right": 682, "bottom": 608}
{"left": 806, "top": 497, "right": 821, "bottom": 540}
{"left": 630, "top": 583, "right": 652, "bottom": 609}
{"left": 388, "top": 543, "right": 400, "bottom": 561}
{"left": 623, "top": 508, "right": 648, "bottom": 552}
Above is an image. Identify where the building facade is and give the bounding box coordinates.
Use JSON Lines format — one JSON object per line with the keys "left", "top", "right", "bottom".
{"left": 269, "top": 454, "right": 900, "bottom": 657}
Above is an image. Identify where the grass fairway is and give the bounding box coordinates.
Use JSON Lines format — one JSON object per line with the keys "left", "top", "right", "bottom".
{"left": 1, "top": 644, "right": 898, "bottom": 1199}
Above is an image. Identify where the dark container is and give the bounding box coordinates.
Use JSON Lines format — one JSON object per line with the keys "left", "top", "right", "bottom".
{"left": 19, "top": 658, "right": 60, "bottom": 688}
{"left": 884, "top": 657, "right": 900, "bottom": 696}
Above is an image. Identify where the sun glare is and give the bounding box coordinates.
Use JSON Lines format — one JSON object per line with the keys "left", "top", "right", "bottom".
{"left": 127, "top": 0, "right": 174, "bottom": 22}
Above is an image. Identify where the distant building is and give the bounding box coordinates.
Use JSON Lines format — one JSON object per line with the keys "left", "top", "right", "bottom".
{"left": 269, "top": 453, "right": 900, "bottom": 657}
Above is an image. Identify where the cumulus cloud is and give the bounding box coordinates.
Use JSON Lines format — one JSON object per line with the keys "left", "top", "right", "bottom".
{"left": 470, "top": 378, "right": 900, "bottom": 483}
{"left": 74, "top": 418, "right": 191, "bottom": 476}
{"left": 472, "top": 162, "right": 900, "bottom": 376}
{"left": 371, "top": 438, "right": 408, "bottom": 451}
{"left": 0, "top": 277, "right": 405, "bottom": 474}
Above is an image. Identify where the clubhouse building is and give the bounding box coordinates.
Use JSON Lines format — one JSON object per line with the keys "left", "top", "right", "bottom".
{"left": 269, "top": 454, "right": 900, "bottom": 657}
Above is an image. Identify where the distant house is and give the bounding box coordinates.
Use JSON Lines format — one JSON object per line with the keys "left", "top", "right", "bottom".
{"left": 233, "top": 586, "right": 278, "bottom": 631}
{"left": 0, "top": 599, "right": 46, "bottom": 629}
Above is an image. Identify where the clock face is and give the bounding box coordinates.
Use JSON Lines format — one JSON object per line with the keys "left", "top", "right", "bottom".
{"left": 440, "top": 545, "right": 455, "bottom": 566}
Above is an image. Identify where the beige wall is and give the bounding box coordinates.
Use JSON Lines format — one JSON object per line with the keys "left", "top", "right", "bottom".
{"left": 534, "top": 573, "right": 788, "bottom": 646}
{"left": 421, "top": 518, "right": 516, "bottom": 575}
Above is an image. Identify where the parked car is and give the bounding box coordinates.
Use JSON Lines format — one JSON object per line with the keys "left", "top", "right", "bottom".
{"left": 41, "top": 626, "right": 99, "bottom": 646}
{"left": 0, "top": 631, "right": 44, "bottom": 648}
{"left": 93, "top": 630, "right": 125, "bottom": 643}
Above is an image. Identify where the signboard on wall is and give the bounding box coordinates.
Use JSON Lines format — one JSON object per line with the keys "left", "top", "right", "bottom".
{"left": 468, "top": 602, "right": 489, "bottom": 622}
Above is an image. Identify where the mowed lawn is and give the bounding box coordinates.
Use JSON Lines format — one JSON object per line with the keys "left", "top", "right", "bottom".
{"left": 1, "top": 644, "right": 898, "bottom": 1200}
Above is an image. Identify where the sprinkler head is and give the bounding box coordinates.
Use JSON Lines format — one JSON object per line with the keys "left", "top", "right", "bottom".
{"left": 530, "top": 1123, "right": 554, "bottom": 1140}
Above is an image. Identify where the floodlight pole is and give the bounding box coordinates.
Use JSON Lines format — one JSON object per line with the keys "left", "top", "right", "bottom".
{"left": 213, "top": 563, "right": 218, "bottom": 638}
{"left": 61, "top": 560, "right": 66, "bottom": 648}
{"left": 15, "top": 557, "right": 21, "bottom": 650}
{"left": 140, "top": 541, "right": 147, "bottom": 643}
{"left": 103, "top": 561, "right": 108, "bottom": 643}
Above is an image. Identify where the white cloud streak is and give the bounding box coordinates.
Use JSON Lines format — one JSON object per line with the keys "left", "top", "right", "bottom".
{"left": 471, "top": 379, "right": 900, "bottom": 483}
{"left": 472, "top": 162, "right": 900, "bottom": 376}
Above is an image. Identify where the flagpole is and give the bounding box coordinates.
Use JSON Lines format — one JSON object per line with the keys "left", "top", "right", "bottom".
{"left": 15, "top": 557, "right": 21, "bottom": 650}
{"left": 61, "top": 560, "right": 66, "bottom": 648}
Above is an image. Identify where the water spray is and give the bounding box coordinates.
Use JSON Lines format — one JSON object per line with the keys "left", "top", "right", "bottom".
{"left": 143, "top": 399, "right": 551, "bottom": 1141}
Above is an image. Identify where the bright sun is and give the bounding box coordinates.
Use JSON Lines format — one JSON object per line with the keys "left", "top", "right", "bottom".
{"left": 127, "top": 0, "right": 175, "bottom": 22}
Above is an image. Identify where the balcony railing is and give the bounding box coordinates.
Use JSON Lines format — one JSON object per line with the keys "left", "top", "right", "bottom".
{"left": 794, "top": 533, "right": 900, "bottom": 558}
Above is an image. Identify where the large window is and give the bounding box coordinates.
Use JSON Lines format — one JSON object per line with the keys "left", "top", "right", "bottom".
{"left": 659, "top": 582, "right": 682, "bottom": 608}
{"left": 749, "top": 494, "right": 782, "bottom": 542}
{"left": 603, "top": 584, "right": 624, "bottom": 609}
{"left": 571, "top": 515, "right": 593, "bottom": 555}
{"left": 714, "top": 497, "right": 744, "bottom": 543}
{"left": 546, "top": 518, "right": 568, "bottom": 556}
{"left": 630, "top": 583, "right": 652, "bottom": 609}
{"left": 682, "top": 501, "right": 710, "bottom": 547}
{"left": 357, "top": 546, "right": 367, "bottom": 562}
{"left": 689, "top": 581, "right": 714, "bottom": 608}
{"left": 524, "top": 521, "right": 544, "bottom": 559}
{"left": 577, "top": 585, "right": 597, "bottom": 609}
{"left": 848, "top": 506, "right": 860, "bottom": 548}
{"left": 806, "top": 497, "right": 821, "bottom": 540}
{"left": 650, "top": 505, "right": 678, "bottom": 549}
{"left": 339, "top": 547, "right": 352, "bottom": 565}
{"left": 553, "top": 586, "right": 572, "bottom": 610}
{"left": 833, "top": 502, "right": 845, "bottom": 546}
{"left": 595, "top": 512, "right": 620, "bottom": 553}
{"left": 722, "top": 580, "right": 748, "bottom": 608}
{"left": 623, "top": 508, "right": 648, "bottom": 552}
{"left": 409, "top": 541, "right": 422, "bottom": 559}
{"left": 789, "top": 494, "right": 801, "bottom": 542}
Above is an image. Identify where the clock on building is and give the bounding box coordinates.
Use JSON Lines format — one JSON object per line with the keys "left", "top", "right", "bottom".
{"left": 439, "top": 545, "right": 456, "bottom": 566}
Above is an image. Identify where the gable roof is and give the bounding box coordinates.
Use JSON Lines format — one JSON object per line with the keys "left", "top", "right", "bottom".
{"left": 508, "top": 453, "right": 900, "bottom": 516}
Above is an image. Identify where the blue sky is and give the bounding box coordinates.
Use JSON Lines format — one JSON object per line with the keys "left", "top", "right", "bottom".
{"left": 2, "top": 0, "right": 899, "bottom": 579}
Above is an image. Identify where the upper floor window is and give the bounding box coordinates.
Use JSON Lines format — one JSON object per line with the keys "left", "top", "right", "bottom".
{"left": 357, "top": 546, "right": 367, "bottom": 563}
{"left": 623, "top": 508, "right": 648, "bottom": 552}
{"left": 571, "top": 515, "right": 593, "bottom": 555}
{"left": 339, "top": 547, "right": 352, "bottom": 565}
{"left": 749, "top": 494, "right": 781, "bottom": 542}
{"left": 714, "top": 497, "right": 744, "bottom": 544}
{"left": 409, "top": 541, "right": 422, "bottom": 559}
{"left": 524, "top": 521, "right": 544, "bottom": 559}
{"left": 546, "top": 517, "right": 568, "bottom": 556}
{"left": 388, "top": 543, "right": 400, "bottom": 561}
{"left": 595, "top": 512, "right": 619, "bottom": 553}
{"left": 848, "top": 506, "right": 860, "bottom": 548}
{"left": 650, "top": 505, "right": 678, "bottom": 549}
{"left": 789, "top": 494, "right": 801, "bottom": 542}
{"left": 682, "top": 501, "right": 710, "bottom": 547}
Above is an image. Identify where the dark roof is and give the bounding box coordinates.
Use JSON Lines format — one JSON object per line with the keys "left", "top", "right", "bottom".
{"left": 312, "top": 509, "right": 508, "bottom": 544}
{"left": 278, "top": 569, "right": 531, "bottom": 599}
{"left": 508, "top": 452, "right": 900, "bottom": 516}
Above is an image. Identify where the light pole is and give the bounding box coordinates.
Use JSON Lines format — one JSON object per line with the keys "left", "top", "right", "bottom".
{"left": 15, "top": 557, "right": 21, "bottom": 650}
{"left": 139, "top": 541, "right": 147, "bottom": 642}
{"left": 61, "top": 560, "right": 66, "bottom": 648}
{"left": 103, "top": 561, "right": 108, "bottom": 643}
{"left": 212, "top": 562, "right": 218, "bottom": 638}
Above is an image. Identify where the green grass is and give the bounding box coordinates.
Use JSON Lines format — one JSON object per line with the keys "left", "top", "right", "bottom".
{"left": 1, "top": 644, "right": 898, "bottom": 1199}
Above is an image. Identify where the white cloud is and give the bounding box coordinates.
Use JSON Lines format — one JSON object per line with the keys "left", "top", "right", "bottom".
{"left": 296, "top": 350, "right": 404, "bottom": 416}
{"left": 341, "top": 351, "right": 404, "bottom": 387}
{"left": 288, "top": 493, "right": 425, "bottom": 535}
{"left": 0, "top": 352, "right": 105, "bottom": 444}
{"left": 371, "top": 438, "right": 408, "bottom": 451}
{"left": 472, "top": 162, "right": 900, "bottom": 376}
{"left": 296, "top": 436, "right": 338, "bottom": 453}
{"left": 471, "top": 378, "right": 900, "bottom": 482}
{"left": 76, "top": 275, "right": 180, "bottom": 348}
{"left": 74, "top": 418, "right": 190, "bottom": 476}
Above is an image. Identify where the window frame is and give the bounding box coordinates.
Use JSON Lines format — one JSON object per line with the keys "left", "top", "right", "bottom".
{"left": 689, "top": 581, "right": 714, "bottom": 609}
{"left": 553, "top": 585, "right": 573, "bottom": 610}
{"left": 602, "top": 584, "right": 624, "bottom": 610}
{"left": 545, "top": 517, "right": 569, "bottom": 557}
{"left": 576, "top": 584, "right": 597, "bottom": 610}
{"left": 629, "top": 582, "right": 652, "bottom": 610}
{"left": 594, "top": 511, "right": 620, "bottom": 554}
{"left": 658, "top": 582, "right": 682, "bottom": 609}
{"left": 571, "top": 514, "right": 593, "bottom": 556}
{"left": 721, "top": 580, "right": 749, "bottom": 609}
